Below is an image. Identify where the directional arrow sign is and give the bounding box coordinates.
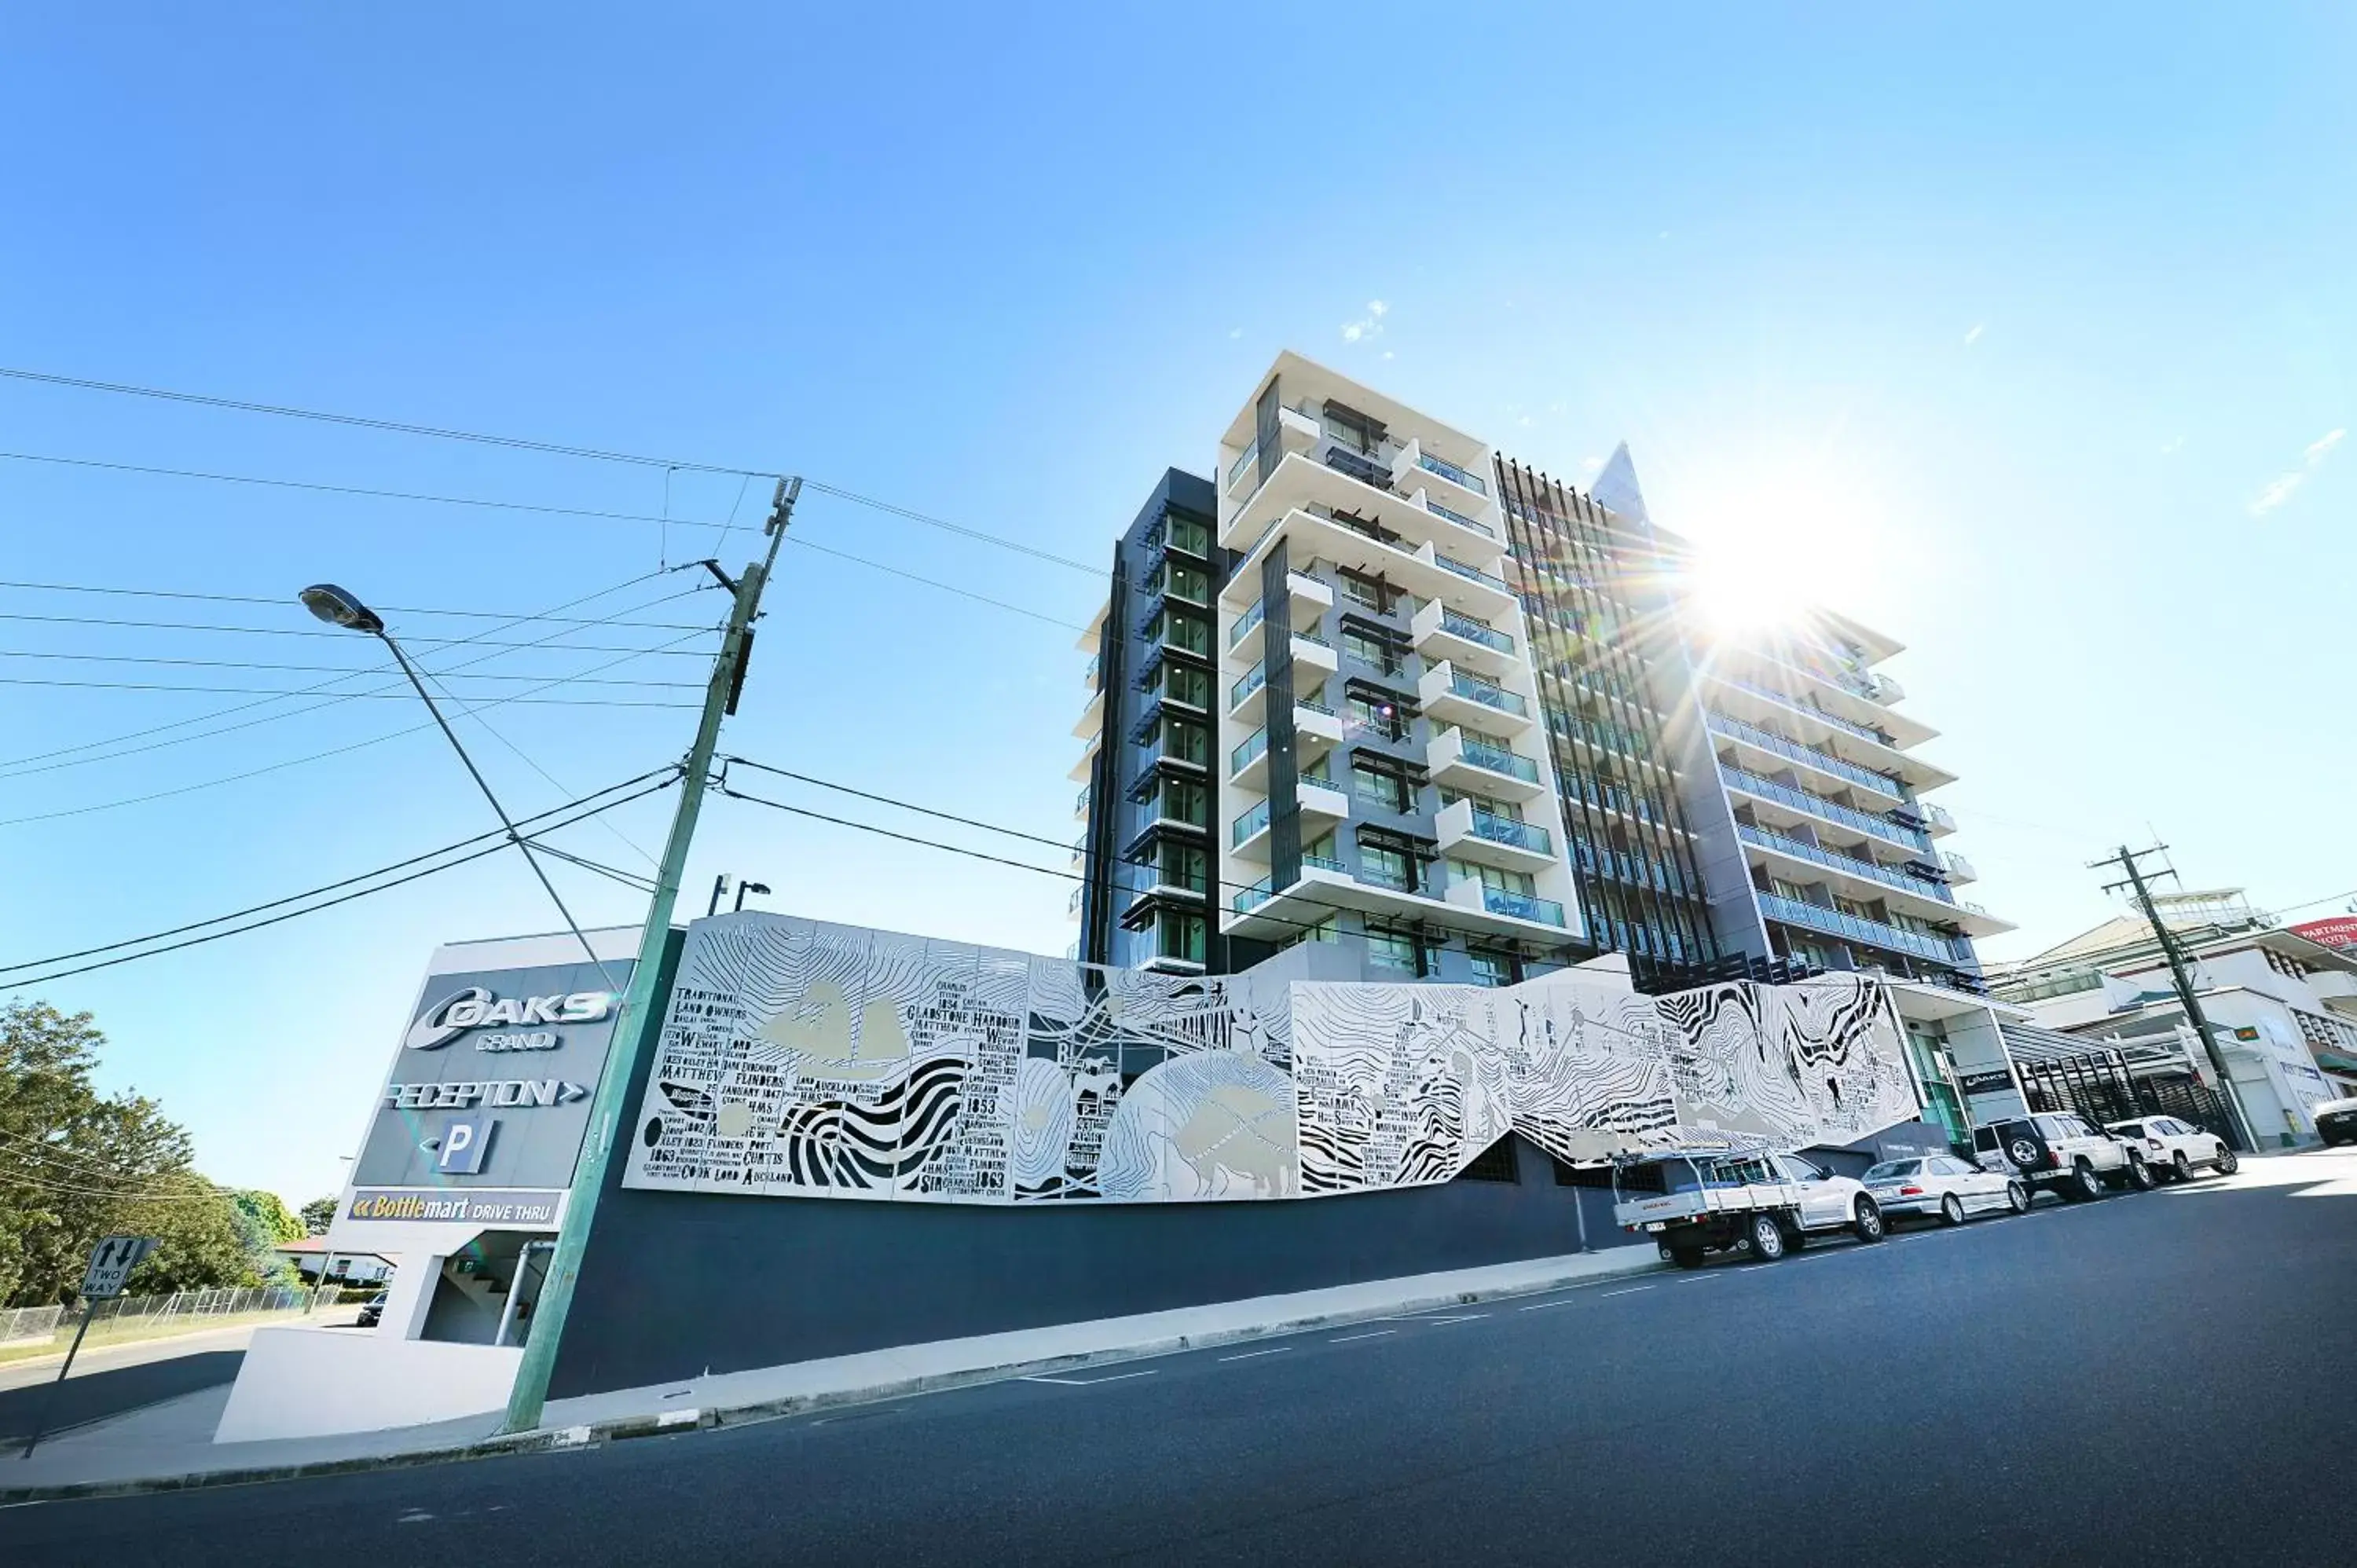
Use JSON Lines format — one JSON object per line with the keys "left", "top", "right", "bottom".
{"left": 80, "top": 1234, "right": 159, "bottom": 1300}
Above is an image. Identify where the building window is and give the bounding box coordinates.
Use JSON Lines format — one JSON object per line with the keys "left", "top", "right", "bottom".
{"left": 1162, "top": 663, "right": 1210, "bottom": 709}
{"left": 1164, "top": 716, "right": 1208, "bottom": 766}
{"left": 1157, "top": 911, "right": 1206, "bottom": 964}
{"left": 1160, "top": 843, "right": 1208, "bottom": 894}
{"left": 1470, "top": 949, "right": 1517, "bottom": 987}
{"left": 1342, "top": 628, "right": 1402, "bottom": 676}
{"left": 1362, "top": 843, "right": 1412, "bottom": 891}
{"left": 1351, "top": 761, "right": 1414, "bottom": 814}
{"left": 1148, "top": 777, "right": 1208, "bottom": 826}
{"left": 1366, "top": 927, "right": 1418, "bottom": 975}
{"left": 1164, "top": 513, "right": 1211, "bottom": 556}
{"left": 1347, "top": 693, "right": 1408, "bottom": 742}
{"left": 1338, "top": 570, "right": 1389, "bottom": 613}
{"left": 1164, "top": 562, "right": 1210, "bottom": 605}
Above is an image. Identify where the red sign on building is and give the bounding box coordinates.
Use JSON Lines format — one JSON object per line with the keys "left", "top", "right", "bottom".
{"left": 2289, "top": 915, "right": 2357, "bottom": 951}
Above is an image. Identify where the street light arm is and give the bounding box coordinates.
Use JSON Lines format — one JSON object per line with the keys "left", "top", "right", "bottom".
{"left": 373, "top": 629, "right": 621, "bottom": 994}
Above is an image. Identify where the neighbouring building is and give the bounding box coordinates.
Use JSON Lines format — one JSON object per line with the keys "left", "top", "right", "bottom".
{"left": 1072, "top": 350, "right": 2011, "bottom": 1009}
{"left": 1992, "top": 887, "right": 2357, "bottom": 1147}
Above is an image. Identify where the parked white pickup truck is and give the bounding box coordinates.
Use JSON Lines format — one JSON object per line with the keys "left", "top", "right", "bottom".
{"left": 1611, "top": 1149, "right": 1888, "bottom": 1268}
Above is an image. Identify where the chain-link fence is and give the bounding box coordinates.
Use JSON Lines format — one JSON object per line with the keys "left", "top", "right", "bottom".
{"left": 0, "top": 1304, "right": 64, "bottom": 1345}
{"left": 2, "top": 1284, "right": 334, "bottom": 1355}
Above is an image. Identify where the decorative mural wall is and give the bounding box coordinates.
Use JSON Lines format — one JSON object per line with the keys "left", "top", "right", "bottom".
{"left": 621, "top": 914, "right": 1923, "bottom": 1205}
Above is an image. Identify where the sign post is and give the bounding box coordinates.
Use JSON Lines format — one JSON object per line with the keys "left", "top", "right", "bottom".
{"left": 17, "top": 1235, "right": 157, "bottom": 1459}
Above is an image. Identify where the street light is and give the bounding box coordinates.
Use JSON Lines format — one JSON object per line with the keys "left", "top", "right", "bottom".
{"left": 298, "top": 582, "right": 616, "bottom": 987}
{"left": 734, "top": 880, "right": 771, "bottom": 913}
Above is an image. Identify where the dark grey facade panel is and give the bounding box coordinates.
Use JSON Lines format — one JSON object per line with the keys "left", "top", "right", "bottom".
{"left": 548, "top": 1130, "right": 1635, "bottom": 1398}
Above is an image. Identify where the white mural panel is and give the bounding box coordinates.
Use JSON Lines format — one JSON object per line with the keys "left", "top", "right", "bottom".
{"left": 622, "top": 914, "right": 1923, "bottom": 1206}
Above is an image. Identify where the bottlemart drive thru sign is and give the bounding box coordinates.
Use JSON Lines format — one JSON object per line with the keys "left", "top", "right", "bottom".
{"left": 343, "top": 945, "right": 636, "bottom": 1225}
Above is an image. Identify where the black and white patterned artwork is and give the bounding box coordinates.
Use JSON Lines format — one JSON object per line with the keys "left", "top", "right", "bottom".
{"left": 622, "top": 914, "right": 1922, "bottom": 1205}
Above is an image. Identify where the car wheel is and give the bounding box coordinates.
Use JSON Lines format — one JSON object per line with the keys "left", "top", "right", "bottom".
{"left": 1747, "top": 1214, "right": 1787, "bottom": 1262}
{"left": 2061, "top": 1161, "right": 2102, "bottom": 1201}
{"left": 2214, "top": 1146, "right": 2239, "bottom": 1176}
{"left": 2172, "top": 1152, "right": 2192, "bottom": 1182}
{"left": 1853, "top": 1197, "right": 1887, "bottom": 1243}
{"left": 1939, "top": 1193, "right": 1965, "bottom": 1226}
{"left": 2006, "top": 1180, "right": 2030, "bottom": 1214}
{"left": 2125, "top": 1156, "right": 2155, "bottom": 1192}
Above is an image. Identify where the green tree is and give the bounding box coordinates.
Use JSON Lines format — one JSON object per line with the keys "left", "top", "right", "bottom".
{"left": 300, "top": 1196, "right": 339, "bottom": 1236}
{"left": 231, "top": 1190, "right": 306, "bottom": 1246}
{"left": 0, "top": 1000, "right": 258, "bottom": 1306}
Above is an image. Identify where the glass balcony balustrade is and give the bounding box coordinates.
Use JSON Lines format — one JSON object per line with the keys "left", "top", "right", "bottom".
{"left": 1424, "top": 496, "right": 1493, "bottom": 537}
{"left": 1230, "top": 799, "right": 1270, "bottom": 848}
{"left": 1468, "top": 809, "right": 1551, "bottom": 855}
{"left": 1433, "top": 553, "right": 1510, "bottom": 593}
{"left": 1477, "top": 885, "right": 1564, "bottom": 926}
{"left": 1449, "top": 671, "right": 1527, "bottom": 717}
{"left": 1230, "top": 661, "right": 1267, "bottom": 707}
{"left": 1717, "top": 762, "right": 1930, "bottom": 852}
{"left": 1461, "top": 736, "right": 1540, "bottom": 784}
{"left": 1758, "top": 892, "right": 1971, "bottom": 965}
{"left": 1736, "top": 822, "right": 1952, "bottom": 904}
{"left": 1230, "top": 727, "right": 1267, "bottom": 776}
{"left": 1706, "top": 710, "right": 1903, "bottom": 800}
{"left": 1417, "top": 450, "right": 1488, "bottom": 498}
{"left": 1439, "top": 610, "right": 1512, "bottom": 654}
{"left": 1230, "top": 599, "right": 1266, "bottom": 647}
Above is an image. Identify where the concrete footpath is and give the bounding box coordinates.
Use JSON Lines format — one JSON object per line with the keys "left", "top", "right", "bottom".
{"left": 0, "top": 1245, "right": 1657, "bottom": 1503}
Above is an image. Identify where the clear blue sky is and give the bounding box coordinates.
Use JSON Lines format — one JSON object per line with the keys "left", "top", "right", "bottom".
{"left": 2, "top": 5, "right": 2350, "bottom": 1203}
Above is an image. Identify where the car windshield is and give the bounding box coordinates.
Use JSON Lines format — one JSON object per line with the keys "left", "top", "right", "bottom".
{"left": 1864, "top": 1160, "right": 1921, "bottom": 1180}
{"left": 2110, "top": 1121, "right": 2142, "bottom": 1136}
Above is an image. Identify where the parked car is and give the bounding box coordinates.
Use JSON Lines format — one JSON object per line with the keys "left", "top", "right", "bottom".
{"left": 1611, "top": 1147, "right": 1886, "bottom": 1267}
{"left": 357, "top": 1291, "right": 386, "bottom": 1328}
{"left": 1861, "top": 1152, "right": 2027, "bottom": 1225}
{"left": 2104, "top": 1115, "right": 2240, "bottom": 1181}
{"left": 2314, "top": 1096, "right": 2357, "bottom": 1148}
{"left": 1973, "top": 1112, "right": 2154, "bottom": 1200}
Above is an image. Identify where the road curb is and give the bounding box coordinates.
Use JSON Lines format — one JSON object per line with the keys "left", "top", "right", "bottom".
{"left": 0, "top": 1248, "right": 1659, "bottom": 1504}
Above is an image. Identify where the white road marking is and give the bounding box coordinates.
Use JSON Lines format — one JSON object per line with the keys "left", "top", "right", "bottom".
{"left": 1516, "top": 1295, "right": 1590, "bottom": 1311}
{"left": 398, "top": 1511, "right": 435, "bottom": 1525}
{"left": 1218, "top": 1346, "right": 1292, "bottom": 1362}
{"left": 1329, "top": 1329, "right": 1397, "bottom": 1343}
{"left": 1019, "top": 1369, "right": 1158, "bottom": 1387}
{"left": 1600, "top": 1285, "right": 1653, "bottom": 1298}
{"left": 1374, "top": 1312, "right": 1487, "bottom": 1324}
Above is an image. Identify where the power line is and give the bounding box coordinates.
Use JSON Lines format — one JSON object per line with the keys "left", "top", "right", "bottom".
{"left": 0, "top": 457, "right": 1095, "bottom": 624}
{"left": 0, "top": 367, "right": 767, "bottom": 477}
{"left": 0, "top": 650, "right": 700, "bottom": 685}
{"left": 0, "top": 767, "right": 678, "bottom": 978}
{"left": 0, "top": 627, "right": 716, "bottom": 827}
{"left": 0, "top": 604, "right": 715, "bottom": 636}
{"left": 0, "top": 381, "right": 1101, "bottom": 573}
{"left": 0, "top": 676, "right": 698, "bottom": 706}
{"left": 0, "top": 579, "right": 719, "bottom": 779}
{"left": 0, "top": 770, "right": 681, "bottom": 991}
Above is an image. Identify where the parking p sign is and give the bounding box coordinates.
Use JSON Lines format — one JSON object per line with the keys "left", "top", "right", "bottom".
{"left": 80, "top": 1234, "right": 159, "bottom": 1300}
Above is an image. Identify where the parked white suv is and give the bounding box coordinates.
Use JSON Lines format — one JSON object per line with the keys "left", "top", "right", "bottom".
{"left": 1974, "top": 1112, "right": 2154, "bottom": 1201}
{"left": 2105, "top": 1116, "right": 2239, "bottom": 1181}
{"left": 1611, "top": 1149, "right": 1887, "bottom": 1267}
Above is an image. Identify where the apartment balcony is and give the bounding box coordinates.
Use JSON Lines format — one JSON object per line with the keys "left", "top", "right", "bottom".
{"left": 1067, "top": 730, "right": 1100, "bottom": 783}
{"left": 1923, "top": 801, "right": 1957, "bottom": 836}
{"left": 1868, "top": 672, "right": 1905, "bottom": 705}
{"left": 1758, "top": 892, "right": 1975, "bottom": 967}
{"left": 1219, "top": 454, "right": 1508, "bottom": 579}
{"left": 1076, "top": 600, "right": 1109, "bottom": 658}
{"left": 1073, "top": 785, "right": 1091, "bottom": 821}
{"left": 1224, "top": 855, "right": 1572, "bottom": 946}
{"left": 1389, "top": 438, "right": 1493, "bottom": 519}
{"left": 1711, "top": 644, "right": 1937, "bottom": 749}
{"left": 1226, "top": 710, "right": 1343, "bottom": 795}
{"left": 1736, "top": 823, "right": 2014, "bottom": 938}
{"left": 1428, "top": 726, "right": 1547, "bottom": 802}
{"left": 1072, "top": 686, "right": 1104, "bottom": 741}
{"left": 1435, "top": 797, "right": 1556, "bottom": 874}
{"left": 1941, "top": 849, "right": 1978, "bottom": 885}
{"left": 1220, "top": 402, "right": 1323, "bottom": 507}
{"left": 1446, "top": 878, "right": 1568, "bottom": 930}
{"left": 1704, "top": 709, "right": 1904, "bottom": 801}
{"left": 1227, "top": 780, "right": 1351, "bottom": 863}
{"left": 1410, "top": 598, "right": 1515, "bottom": 679}
{"left": 1066, "top": 885, "right": 1083, "bottom": 918}
{"left": 1699, "top": 671, "right": 1956, "bottom": 793}
{"left": 1717, "top": 761, "right": 1930, "bottom": 854}
{"left": 1418, "top": 661, "right": 1534, "bottom": 733}
{"left": 1222, "top": 503, "right": 1512, "bottom": 622}
{"left": 1294, "top": 696, "right": 1344, "bottom": 753}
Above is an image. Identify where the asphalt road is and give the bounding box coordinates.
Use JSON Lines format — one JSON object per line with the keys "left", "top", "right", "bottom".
{"left": 6, "top": 1152, "right": 2354, "bottom": 1566}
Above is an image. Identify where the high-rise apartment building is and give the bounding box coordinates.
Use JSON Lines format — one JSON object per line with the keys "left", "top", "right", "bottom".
{"left": 1073, "top": 351, "right": 2007, "bottom": 997}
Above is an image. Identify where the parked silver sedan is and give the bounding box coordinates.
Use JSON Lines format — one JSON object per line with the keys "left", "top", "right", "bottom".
{"left": 1862, "top": 1152, "right": 2027, "bottom": 1225}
